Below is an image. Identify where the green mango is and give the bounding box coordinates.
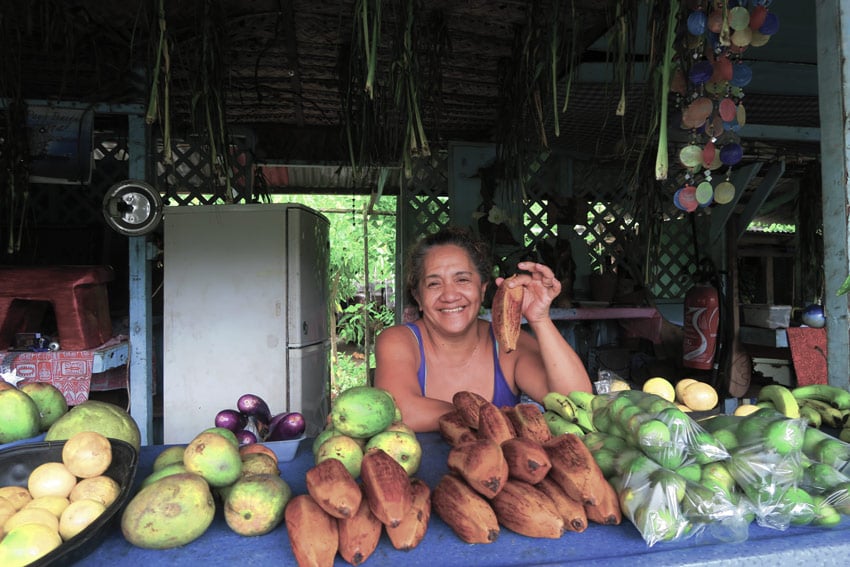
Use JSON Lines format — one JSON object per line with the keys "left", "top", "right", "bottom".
{"left": 224, "top": 473, "right": 292, "bottom": 536}
{"left": 330, "top": 386, "right": 396, "bottom": 438}
{"left": 121, "top": 473, "right": 215, "bottom": 549}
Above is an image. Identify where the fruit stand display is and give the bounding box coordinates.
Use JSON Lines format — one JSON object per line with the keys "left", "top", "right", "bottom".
{"left": 6, "top": 379, "right": 850, "bottom": 566}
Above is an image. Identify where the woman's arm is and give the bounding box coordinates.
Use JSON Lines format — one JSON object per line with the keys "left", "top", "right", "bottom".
{"left": 500, "top": 261, "right": 593, "bottom": 401}
{"left": 373, "top": 325, "right": 455, "bottom": 432}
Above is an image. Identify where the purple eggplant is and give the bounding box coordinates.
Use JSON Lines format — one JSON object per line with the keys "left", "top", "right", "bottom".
{"left": 237, "top": 393, "right": 272, "bottom": 425}
{"left": 214, "top": 409, "right": 247, "bottom": 433}
{"left": 235, "top": 429, "right": 258, "bottom": 445}
{"left": 266, "top": 411, "right": 306, "bottom": 441}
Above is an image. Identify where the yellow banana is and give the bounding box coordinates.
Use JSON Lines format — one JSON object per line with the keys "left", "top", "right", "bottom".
{"left": 542, "top": 392, "right": 577, "bottom": 421}
{"left": 756, "top": 384, "right": 800, "bottom": 419}
{"left": 543, "top": 410, "right": 584, "bottom": 437}
{"left": 792, "top": 384, "right": 850, "bottom": 411}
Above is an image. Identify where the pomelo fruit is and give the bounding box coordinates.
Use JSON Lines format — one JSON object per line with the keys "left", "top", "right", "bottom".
{"left": 3, "top": 506, "right": 60, "bottom": 533}
{"left": 27, "top": 462, "right": 77, "bottom": 500}
{"left": 643, "top": 377, "right": 676, "bottom": 403}
{"left": 674, "top": 378, "right": 698, "bottom": 403}
{"left": 23, "top": 495, "right": 70, "bottom": 518}
{"left": 0, "top": 522, "right": 63, "bottom": 566}
{"left": 69, "top": 475, "right": 121, "bottom": 507}
{"left": 59, "top": 498, "right": 107, "bottom": 540}
{"left": 680, "top": 381, "right": 719, "bottom": 411}
{"left": 45, "top": 400, "right": 141, "bottom": 453}
{"left": 18, "top": 382, "right": 68, "bottom": 431}
{"left": 1, "top": 496, "right": 19, "bottom": 529}
{"left": 62, "top": 431, "right": 113, "bottom": 479}
{"left": 0, "top": 487, "right": 32, "bottom": 511}
{"left": 0, "top": 388, "right": 41, "bottom": 444}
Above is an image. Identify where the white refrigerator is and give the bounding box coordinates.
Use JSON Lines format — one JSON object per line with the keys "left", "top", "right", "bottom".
{"left": 162, "top": 203, "right": 331, "bottom": 443}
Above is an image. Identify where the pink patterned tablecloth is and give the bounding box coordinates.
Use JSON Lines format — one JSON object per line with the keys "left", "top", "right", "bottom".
{"left": 1, "top": 337, "right": 128, "bottom": 405}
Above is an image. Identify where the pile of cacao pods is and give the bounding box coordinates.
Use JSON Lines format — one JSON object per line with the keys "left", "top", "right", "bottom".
{"left": 434, "top": 391, "right": 622, "bottom": 542}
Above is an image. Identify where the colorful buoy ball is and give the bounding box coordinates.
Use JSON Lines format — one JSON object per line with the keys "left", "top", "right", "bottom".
{"left": 730, "top": 64, "right": 753, "bottom": 87}
{"left": 759, "top": 12, "right": 780, "bottom": 35}
{"left": 720, "top": 143, "right": 743, "bottom": 165}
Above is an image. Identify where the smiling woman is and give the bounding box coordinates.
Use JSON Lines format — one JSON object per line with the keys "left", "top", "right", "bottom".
{"left": 373, "top": 226, "right": 592, "bottom": 432}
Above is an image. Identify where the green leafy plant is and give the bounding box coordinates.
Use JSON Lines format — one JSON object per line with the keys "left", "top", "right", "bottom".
{"left": 337, "top": 300, "right": 395, "bottom": 347}
{"left": 332, "top": 352, "right": 371, "bottom": 400}
{"left": 837, "top": 274, "right": 850, "bottom": 297}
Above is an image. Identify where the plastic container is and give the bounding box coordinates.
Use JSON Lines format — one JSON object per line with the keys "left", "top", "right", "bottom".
{"left": 265, "top": 433, "right": 306, "bottom": 462}
{"left": 0, "top": 438, "right": 139, "bottom": 566}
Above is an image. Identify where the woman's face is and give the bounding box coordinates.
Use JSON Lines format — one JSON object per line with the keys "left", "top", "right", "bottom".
{"left": 413, "top": 244, "right": 487, "bottom": 332}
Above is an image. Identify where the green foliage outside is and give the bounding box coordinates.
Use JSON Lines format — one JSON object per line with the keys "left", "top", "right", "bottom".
{"left": 269, "top": 194, "right": 397, "bottom": 395}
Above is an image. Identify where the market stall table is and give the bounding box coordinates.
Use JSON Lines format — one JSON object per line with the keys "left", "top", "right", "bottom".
{"left": 78, "top": 432, "right": 850, "bottom": 567}
{"left": 0, "top": 337, "right": 129, "bottom": 405}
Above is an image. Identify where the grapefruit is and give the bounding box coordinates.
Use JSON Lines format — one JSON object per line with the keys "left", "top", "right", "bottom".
{"left": 0, "top": 388, "right": 41, "bottom": 444}
{"left": 45, "top": 400, "right": 141, "bottom": 453}
{"left": 18, "top": 382, "right": 68, "bottom": 431}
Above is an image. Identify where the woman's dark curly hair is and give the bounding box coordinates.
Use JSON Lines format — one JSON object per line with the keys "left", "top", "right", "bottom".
{"left": 404, "top": 226, "right": 493, "bottom": 308}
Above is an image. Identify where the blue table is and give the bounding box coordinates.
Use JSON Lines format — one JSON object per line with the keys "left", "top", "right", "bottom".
{"left": 79, "top": 433, "right": 850, "bottom": 566}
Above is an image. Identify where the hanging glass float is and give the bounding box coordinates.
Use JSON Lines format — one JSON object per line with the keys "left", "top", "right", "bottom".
{"left": 720, "top": 143, "right": 743, "bottom": 165}
{"left": 695, "top": 181, "right": 715, "bottom": 206}
{"left": 713, "top": 180, "right": 736, "bottom": 204}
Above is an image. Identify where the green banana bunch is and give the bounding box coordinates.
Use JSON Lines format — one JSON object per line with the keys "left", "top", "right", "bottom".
{"left": 567, "top": 390, "right": 596, "bottom": 411}
{"left": 797, "top": 398, "right": 845, "bottom": 429}
{"left": 756, "top": 384, "right": 800, "bottom": 419}
{"left": 543, "top": 410, "right": 584, "bottom": 436}
{"left": 573, "top": 407, "right": 596, "bottom": 433}
{"left": 542, "top": 391, "right": 578, "bottom": 421}
{"left": 792, "top": 384, "right": 850, "bottom": 411}
{"left": 798, "top": 403, "right": 823, "bottom": 429}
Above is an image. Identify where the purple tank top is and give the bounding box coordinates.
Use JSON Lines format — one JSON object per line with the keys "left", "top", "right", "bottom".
{"left": 404, "top": 322, "right": 521, "bottom": 407}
